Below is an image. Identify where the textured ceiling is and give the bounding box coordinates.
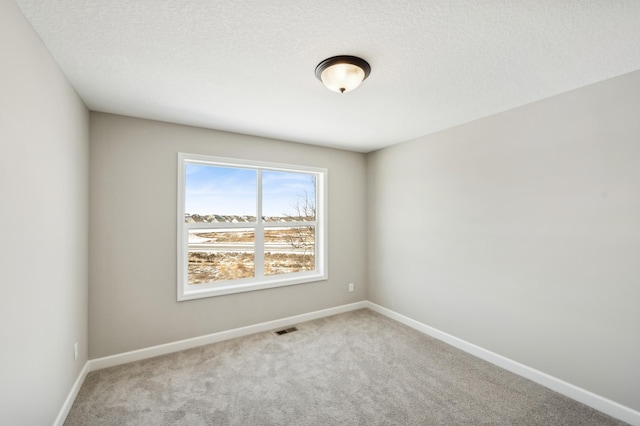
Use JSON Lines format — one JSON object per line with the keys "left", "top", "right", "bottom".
{"left": 13, "top": 0, "right": 640, "bottom": 152}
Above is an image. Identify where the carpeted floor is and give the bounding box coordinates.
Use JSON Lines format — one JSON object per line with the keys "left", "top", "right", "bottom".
{"left": 65, "top": 309, "right": 627, "bottom": 425}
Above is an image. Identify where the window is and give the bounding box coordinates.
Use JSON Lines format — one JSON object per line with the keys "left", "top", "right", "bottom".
{"left": 177, "top": 153, "right": 327, "bottom": 300}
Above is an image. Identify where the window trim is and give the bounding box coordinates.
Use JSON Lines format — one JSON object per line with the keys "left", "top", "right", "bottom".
{"left": 177, "top": 153, "right": 328, "bottom": 301}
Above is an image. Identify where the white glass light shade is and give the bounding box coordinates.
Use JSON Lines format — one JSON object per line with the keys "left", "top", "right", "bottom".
{"left": 315, "top": 56, "right": 371, "bottom": 94}
{"left": 320, "top": 63, "right": 366, "bottom": 93}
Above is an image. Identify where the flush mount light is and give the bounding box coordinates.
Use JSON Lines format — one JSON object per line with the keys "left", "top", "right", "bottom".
{"left": 315, "top": 55, "right": 371, "bottom": 94}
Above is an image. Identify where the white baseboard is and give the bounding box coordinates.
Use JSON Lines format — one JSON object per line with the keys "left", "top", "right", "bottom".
{"left": 365, "top": 301, "right": 640, "bottom": 426}
{"left": 53, "top": 361, "right": 90, "bottom": 426}
{"left": 87, "top": 301, "right": 368, "bottom": 372}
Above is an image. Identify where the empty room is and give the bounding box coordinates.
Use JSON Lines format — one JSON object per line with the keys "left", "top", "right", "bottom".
{"left": 1, "top": 0, "right": 639, "bottom": 425}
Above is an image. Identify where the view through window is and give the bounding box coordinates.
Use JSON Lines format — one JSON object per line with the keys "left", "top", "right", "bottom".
{"left": 177, "top": 154, "right": 327, "bottom": 300}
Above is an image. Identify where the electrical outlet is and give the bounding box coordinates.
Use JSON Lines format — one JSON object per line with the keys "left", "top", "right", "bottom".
{"left": 74, "top": 342, "right": 78, "bottom": 361}
{"left": 348, "top": 283, "right": 354, "bottom": 292}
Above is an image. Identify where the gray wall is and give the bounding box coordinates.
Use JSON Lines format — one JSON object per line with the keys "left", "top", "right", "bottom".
{"left": 0, "top": 1, "right": 89, "bottom": 424}
{"left": 367, "top": 70, "right": 640, "bottom": 411}
{"left": 89, "top": 113, "right": 367, "bottom": 358}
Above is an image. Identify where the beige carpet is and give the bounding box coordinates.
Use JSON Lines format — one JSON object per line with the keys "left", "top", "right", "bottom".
{"left": 65, "top": 309, "right": 627, "bottom": 425}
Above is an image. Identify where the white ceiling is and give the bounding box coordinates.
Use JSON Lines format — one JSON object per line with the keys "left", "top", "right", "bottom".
{"left": 14, "top": 0, "right": 640, "bottom": 153}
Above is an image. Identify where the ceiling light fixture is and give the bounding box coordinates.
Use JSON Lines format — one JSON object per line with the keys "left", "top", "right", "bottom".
{"left": 315, "top": 55, "right": 371, "bottom": 94}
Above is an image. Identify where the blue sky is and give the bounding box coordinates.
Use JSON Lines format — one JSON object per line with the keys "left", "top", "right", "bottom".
{"left": 185, "top": 164, "right": 316, "bottom": 217}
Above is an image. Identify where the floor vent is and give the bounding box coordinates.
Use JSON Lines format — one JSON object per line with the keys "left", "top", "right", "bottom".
{"left": 275, "top": 327, "right": 298, "bottom": 335}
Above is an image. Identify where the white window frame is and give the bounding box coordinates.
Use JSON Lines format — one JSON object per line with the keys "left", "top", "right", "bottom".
{"left": 177, "top": 153, "right": 328, "bottom": 301}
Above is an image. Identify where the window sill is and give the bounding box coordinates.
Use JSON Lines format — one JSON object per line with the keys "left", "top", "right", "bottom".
{"left": 178, "top": 272, "right": 328, "bottom": 301}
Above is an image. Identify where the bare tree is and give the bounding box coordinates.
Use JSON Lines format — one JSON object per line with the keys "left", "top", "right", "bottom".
{"left": 283, "top": 178, "right": 316, "bottom": 255}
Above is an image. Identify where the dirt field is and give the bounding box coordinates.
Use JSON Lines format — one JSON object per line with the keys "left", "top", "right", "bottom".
{"left": 188, "top": 252, "right": 315, "bottom": 283}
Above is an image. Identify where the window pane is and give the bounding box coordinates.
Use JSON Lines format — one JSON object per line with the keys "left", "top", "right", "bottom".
{"left": 262, "top": 171, "right": 316, "bottom": 222}
{"left": 185, "top": 164, "right": 256, "bottom": 223}
{"left": 188, "top": 229, "right": 254, "bottom": 284}
{"left": 264, "top": 227, "right": 315, "bottom": 276}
